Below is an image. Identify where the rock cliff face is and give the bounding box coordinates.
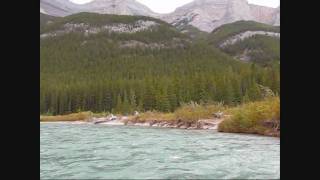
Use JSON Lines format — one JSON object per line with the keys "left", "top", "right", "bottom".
{"left": 249, "top": 4, "right": 279, "bottom": 26}
{"left": 40, "top": 0, "right": 280, "bottom": 32}
{"left": 161, "top": 0, "right": 280, "bottom": 32}
{"left": 40, "top": 0, "right": 158, "bottom": 17}
{"left": 76, "top": 0, "right": 158, "bottom": 16}
{"left": 219, "top": 31, "right": 280, "bottom": 48}
{"left": 160, "top": 0, "right": 253, "bottom": 32}
{"left": 40, "top": 0, "right": 79, "bottom": 16}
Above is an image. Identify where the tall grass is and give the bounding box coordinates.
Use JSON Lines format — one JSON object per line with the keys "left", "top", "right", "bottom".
{"left": 218, "top": 97, "right": 280, "bottom": 136}
{"left": 174, "top": 102, "right": 225, "bottom": 123}
{"left": 40, "top": 111, "right": 93, "bottom": 122}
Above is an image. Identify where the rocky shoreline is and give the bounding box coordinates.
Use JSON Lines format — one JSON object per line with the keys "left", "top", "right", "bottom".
{"left": 41, "top": 113, "right": 279, "bottom": 137}
{"left": 85, "top": 116, "right": 225, "bottom": 130}
{"left": 41, "top": 116, "right": 225, "bottom": 130}
{"left": 40, "top": 117, "right": 280, "bottom": 137}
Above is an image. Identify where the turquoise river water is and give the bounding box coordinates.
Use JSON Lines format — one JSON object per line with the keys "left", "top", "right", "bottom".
{"left": 40, "top": 123, "right": 280, "bottom": 179}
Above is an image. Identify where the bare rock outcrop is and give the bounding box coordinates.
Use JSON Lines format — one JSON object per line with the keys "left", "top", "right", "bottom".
{"left": 40, "top": 20, "right": 160, "bottom": 39}
{"left": 219, "top": 30, "right": 280, "bottom": 48}
{"left": 160, "top": 0, "right": 280, "bottom": 32}
{"left": 40, "top": 0, "right": 158, "bottom": 17}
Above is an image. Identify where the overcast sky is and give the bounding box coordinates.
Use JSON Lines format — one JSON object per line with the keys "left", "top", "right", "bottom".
{"left": 70, "top": 0, "right": 280, "bottom": 14}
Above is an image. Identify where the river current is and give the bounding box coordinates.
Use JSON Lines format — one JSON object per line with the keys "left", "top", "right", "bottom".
{"left": 40, "top": 123, "right": 280, "bottom": 179}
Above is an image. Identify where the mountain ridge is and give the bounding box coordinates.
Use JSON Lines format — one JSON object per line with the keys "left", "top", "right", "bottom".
{"left": 161, "top": 0, "right": 280, "bottom": 32}
{"left": 40, "top": 0, "right": 280, "bottom": 32}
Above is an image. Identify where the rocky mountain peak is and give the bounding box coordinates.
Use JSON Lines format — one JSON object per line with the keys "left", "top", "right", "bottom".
{"left": 40, "top": 0, "right": 158, "bottom": 17}
{"left": 160, "top": 0, "right": 253, "bottom": 32}
{"left": 40, "top": 0, "right": 280, "bottom": 33}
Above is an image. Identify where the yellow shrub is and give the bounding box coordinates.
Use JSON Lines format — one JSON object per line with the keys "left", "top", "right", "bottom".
{"left": 174, "top": 102, "right": 225, "bottom": 123}
{"left": 218, "top": 97, "right": 280, "bottom": 136}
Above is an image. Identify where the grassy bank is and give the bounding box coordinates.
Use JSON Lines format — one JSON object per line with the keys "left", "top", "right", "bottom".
{"left": 218, "top": 97, "right": 280, "bottom": 137}
{"left": 40, "top": 111, "right": 93, "bottom": 122}
{"left": 129, "top": 102, "right": 225, "bottom": 124}
{"left": 40, "top": 98, "right": 280, "bottom": 137}
{"left": 127, "top": 97, "right": 280, "bottom": 136}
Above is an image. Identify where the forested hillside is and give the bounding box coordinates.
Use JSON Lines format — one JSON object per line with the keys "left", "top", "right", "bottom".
{"left": 40, "top": 13, "right": 280, "bottom": 115}
{"left": 208, "top": 21, "right": 280, "bottom": 66}
{"left": 209, "top": 21, "right": 280, "bottom": 45}
{"left": 223, "top": 35, "right": 280, "bottom": 66}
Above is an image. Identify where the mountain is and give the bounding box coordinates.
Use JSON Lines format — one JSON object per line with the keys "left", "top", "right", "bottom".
{"left": 208, "top": 21, "right": 280, "bottom": 65}
{"left": 161, "top": 0, "right": 280, "bottom": 32}
{"left": 40, "top": 0, "right": 280, "bottom": 33}
{"left": 40, "top": 12, "right": 280, "bottom": 115}
{"left": 40, "top": 0, "right": 158, "bottom": 17}
{"left": 40, "top": 12, "right": 189, "bottom": 47}
{"left": 77, "top": 0, "right": 158, "bottom": 16}
{"left": 40, "top": 0, "right": 79, "bottom": 16}
{"left": 249, "top": 4, "right": 279, "bottom": 25}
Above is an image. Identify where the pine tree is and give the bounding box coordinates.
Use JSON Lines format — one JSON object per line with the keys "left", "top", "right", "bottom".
{"left": 129, "top": 89, "right": 137, "bottom": 112}
{"left": 115, "top": 94, "right": 123, "bottom": 113}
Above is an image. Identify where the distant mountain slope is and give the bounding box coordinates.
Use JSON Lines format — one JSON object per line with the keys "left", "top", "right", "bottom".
{"left": 40, "top": 0, "right": 79, "bottom": 16}
{"left": 209, "top": 20, "right": 279, "bottom": 44}
{"left": 40, "top": 13, "right": 280, "bottom": 115}
{"left": 40, "top": 0, "right": 280, "bottom": 33}
{"left": 160, "top": 0, "right": 280, "bottom": 32}
{"left": 40, "top": 0, "right": 158, "bottom": 17}
{"left": 40, "top": 12, "right": 189, "bottom": 47}
{"left": 223, "top": 35, "right": 280, "bottom": 65}
{"left": 208, "top": 21, "right": 280, "bottom": 65}
{"left": 249, "top": 4, "right": 279, "bottom": 25}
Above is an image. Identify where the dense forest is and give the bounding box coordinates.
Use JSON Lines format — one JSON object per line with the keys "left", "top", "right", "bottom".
{"left": 40, "top": 13, "right": 280, "bottom": 115}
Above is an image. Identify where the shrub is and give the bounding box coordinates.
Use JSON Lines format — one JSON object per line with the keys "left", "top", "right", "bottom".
{"left": 218, "top": 97, "right": 280, "bottom": 136}
{"left": 174, "top": 102, "right": 225, "bottom": 123}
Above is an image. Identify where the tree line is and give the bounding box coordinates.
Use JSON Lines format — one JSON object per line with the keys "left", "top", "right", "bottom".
{"left": 40, "top": 33, "right": 280, "bottom": 115}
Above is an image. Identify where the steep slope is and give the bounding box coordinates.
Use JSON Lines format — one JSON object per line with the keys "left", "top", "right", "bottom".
{"left": 40, "top": 0, "right": 158, "bottom": 17}
{"left": 208, "top": 21, "right": 280, "bottom": 65}
{"left": 161, "top": 0, "right": 252, "bottom": 32}
{"left": 249, "top": 4, "right": 279, "bottom": 25}
{"left": 78, "top": 0, "right": 158, "bottom": 16}
{"left": 40, "top": 13, "right": 280, "bottom": 115}
{"left": 161, "top": 0, "right": 280, "bottom": 32}
{"left": 40, "top": 0, "right": 79, "bottom": 16}
{"left": 40, "top": 12, "right": 189, "bottom": 47}
{"left": 40, "top": 0, "right": 280, "bottom": 33}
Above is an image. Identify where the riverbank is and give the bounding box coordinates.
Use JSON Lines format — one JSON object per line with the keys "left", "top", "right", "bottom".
{"left": 40, "top": 116, "right": 224, "bottom": 130}
{"left": 40, "top": 97, "right": 280, "bottom": 137}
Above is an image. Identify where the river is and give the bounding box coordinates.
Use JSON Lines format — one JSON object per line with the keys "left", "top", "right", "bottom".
{"left": 40, "top": 123, "right": 280, "bottom": 179}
